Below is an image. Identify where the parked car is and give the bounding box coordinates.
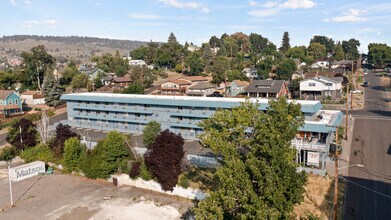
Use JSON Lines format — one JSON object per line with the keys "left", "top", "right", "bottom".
{"left": 363, "top": 82, "right": 369, "bottom": 87}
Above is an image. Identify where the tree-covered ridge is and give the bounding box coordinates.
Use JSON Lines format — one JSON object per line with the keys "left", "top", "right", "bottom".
{"left": 0, "top": 35, "right": 149, "bottom": 50}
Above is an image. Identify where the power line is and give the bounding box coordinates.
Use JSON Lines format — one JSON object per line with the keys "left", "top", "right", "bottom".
{"left": 340, "top": 176, "right": 391, "bottom": 199}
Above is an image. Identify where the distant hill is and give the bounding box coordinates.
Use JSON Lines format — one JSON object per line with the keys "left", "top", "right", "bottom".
{"left": 0, "top": 35, "right": 148, "bottom": 63}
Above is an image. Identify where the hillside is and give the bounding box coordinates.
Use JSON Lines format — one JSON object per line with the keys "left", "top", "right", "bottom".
{"left": 0, "top": 35, "right": 148, "bottom": 62}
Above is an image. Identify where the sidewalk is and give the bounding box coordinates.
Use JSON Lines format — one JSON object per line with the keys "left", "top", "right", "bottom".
{"left": 325, "top": 115, "right": 354, "bottom": 177}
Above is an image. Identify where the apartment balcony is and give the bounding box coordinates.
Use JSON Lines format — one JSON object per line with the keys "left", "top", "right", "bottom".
{"left": 169, "top": 109, "right": 213, "bottom": 118}
{"left": 291, "top": 133, "right": 333, "bottom": 152}
{"left": 73, "top": 112, "right": 149, "bottom": 124}
{"left": 73, "top": 103, "right": 154, "bottom": 115}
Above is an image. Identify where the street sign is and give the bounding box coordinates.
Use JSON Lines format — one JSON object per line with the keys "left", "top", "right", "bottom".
{"left": 9, "top": 161, "right": 46, "bottom": 182}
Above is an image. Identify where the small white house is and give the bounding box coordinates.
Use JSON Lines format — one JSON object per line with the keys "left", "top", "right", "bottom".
{"left": 299, "top": 76, "right": 343, "bottom": 100}
{"left": 242, "top": 67, "right": 258, "bottom": 79}
{"left": 310, "top": 59, "right": 329, "bottom": 69}
{"left": 186, "top": 82, "right": 216, "bottom": 97}
{"left": 21, "top": 91, "right": 45, "bottom": 105}
{"left": 129, "top": 59, "right": 146, "bottom": 66}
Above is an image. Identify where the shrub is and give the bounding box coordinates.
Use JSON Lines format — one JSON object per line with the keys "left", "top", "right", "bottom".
{"left": 47, "top": 111, "right": 55, "bottom": 117}
{"left": 0, "top": 146, "right": 19, "bottom": 162}
{"left": 142, "top": 121, "right": 161, "bottom": 148}
{"left": 178, "top": 174, "right": 190, "bottom": 189}
{"left": 129, "top": 161, "right": 141, "bottom": 179}
{"left": 20, "top": 143, "right": 57, "bottom": 163}
{"left": 6, "top": 118, "right": 38, "bottom": 150}
{"left": 50, "top": 123, "right": 79, "bottom": 157}
{"left": 81, "top": 149, "right": 105, "bottom": 179}
{"left": 144, "top": 129, "right": 184, "bottom": 191}
{"left": 63, "top": 137, "right": 87, "bottom": 172}
{"left": 139, "top": 161, "right": 153, "bottom": 181}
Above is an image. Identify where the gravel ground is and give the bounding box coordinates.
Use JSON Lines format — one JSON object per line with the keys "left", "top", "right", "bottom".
{"left": 0, "top": 172, "right": 194, "bottom": 220}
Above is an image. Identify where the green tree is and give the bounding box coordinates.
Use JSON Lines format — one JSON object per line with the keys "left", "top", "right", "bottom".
{"left": 276, "top": 58, "right": 297, "bottom": 80}
{"left": 20, "top": 45, "right": 55, "bottom": 90}
{"left": 0, "top": 70, "right": 17, "bottom": 89}
{"left": 99, "top": 131, "right": 129, "bottom": 176}
{"left": 368, "top": 43, "right": 391, "bottom": 68}
{"left": 122, "top": 82, "right": 145, "bottom": 94}
{"left": 209, "top": 35, "right": 221, "bottom": 48}
{"left": 143, "top": 121, "right": 161, "bottom": 148}
{"left": 63, "top": 137, "right": 87, "bottom": 172}
{"left": 185, "top": 52, "right": 204, "bottom": 75}
{"left": 226, "top": 70, "right": 248, "bottom": 82}
{"left": 286, "top": 46, "right": 307, "bottom": 60}
{"left": 202, "top": 43, "right": 214, "bottom": 73}
{"left": 211, "top": 56, "right": 229, "bottom": 84}
{"left": 342, "top": 39, "right": 360, "bottom": 60}
{"left": 130, "top": 46, "right": 148, "bottom": 60}
{"left": 279, "top": 31, "right": 291, "bottom": 53}
{"left": 249, "top": 33, "right": 269, "bottom": 54}
{"left": 310, "top": 35, "right": 335, "bottom": 54}
{"left": 42, "top": 72, "right": 64, "bottom": 107}
{"left": 194, "top": 99, "right": 307, "bottom": 219}
{"left": 307, "top": 43, "right": 327, "bottom": 60}
{"left": 60, "top": 65, "right": 80, "bottom": 85}
{"left": 71, "top": 74, "right": 89, "bottom": 89}
{"left": 93, "top": 71, "right": 106, "bottom": 89}
{"left": 333, "top": 42, "right": 345, "bottom": 61}
{"left": 95, "top": 52, "right": 129, "bottom": 77}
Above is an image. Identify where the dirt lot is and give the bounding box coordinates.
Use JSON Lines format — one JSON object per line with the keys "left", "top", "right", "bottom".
{"left": 0, "top": 172, "right": 194, "bottom": 220}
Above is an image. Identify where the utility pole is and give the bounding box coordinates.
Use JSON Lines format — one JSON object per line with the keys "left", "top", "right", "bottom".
{"left": 345, "top": 83, "right": 349, "bottom": 140}
{"left": 333, "top": 150, "right": 339, "bottom": 220}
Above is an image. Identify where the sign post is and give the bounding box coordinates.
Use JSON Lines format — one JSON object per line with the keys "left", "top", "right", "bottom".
{"left": 8, "top": 164, "right": 13, "bottom": 206}
{"left": 7, "top": 161, "right": 46, "bottom": 206}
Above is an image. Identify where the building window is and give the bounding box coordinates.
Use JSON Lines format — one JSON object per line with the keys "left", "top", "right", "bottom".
{"left": 309, "top": 83, "right": 316, "bottom": 87}
{"left": 136, "top": 113, "right": 140, "bottom": 117}
{"left": 144, "top": 104, "right": 150, "bottom": 108}
{"left": 179, "top": 116, "right": 183, "bottom": 121}
{"left": 15, "top": 99, "right": 18, "bottom": 105}
{"left": 8, "top": 100, "right": 12, "bottom": 105}
{"left": 325, "top": 83, "right": 332, "bottom": 86}
{"left": 178, "top": 106, "right": 183, "bottom": 110}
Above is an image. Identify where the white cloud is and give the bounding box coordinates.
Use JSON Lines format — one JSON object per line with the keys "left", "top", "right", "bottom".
{"left": 248, "top": 8, "right": 280, "bottom": 17}
{"left": 22, "top": 19, "right": 58, "bottom": 28}
{"left": 249, "top": 0, "right": 258, "bottom": 6}
{"left": 280, "top": 0, "right": 315, "bottom": 9}
{"left": 331, "top": 9, "right": 367, "bottom": 22}
{"left": 10, "top": 0, "right": 16, "bottom": 6}
{"left": 158, "top": 0, "right": 209, "bottom": 13}
{"left": 25, "top": 0, "right": 31, "bottom": 4}
{"left": 263, "top": 1, "right": 278, "bottom": 8}
{"left": 129, "top": 13, "right": 160, "bottom": 19}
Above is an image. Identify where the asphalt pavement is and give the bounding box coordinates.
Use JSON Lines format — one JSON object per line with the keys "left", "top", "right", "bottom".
{"left": 344, "top": 71, "right": 391, "bottom": 219}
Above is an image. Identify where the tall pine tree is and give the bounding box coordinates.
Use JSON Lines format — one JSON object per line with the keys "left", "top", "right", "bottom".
{"left": 279, "top": 31, "right": 290, "bottom": 53}
{"left": 334, "top": 42, "right": 344, "bottom": 61}
{"left": 42, "top": 71, "right": 64, "bottom": 107}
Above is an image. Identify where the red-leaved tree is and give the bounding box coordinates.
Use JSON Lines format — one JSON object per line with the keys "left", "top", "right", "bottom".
{"left": 144, "top": 129, "right": 184, "bottom": 191}
{"left": 50, "top": 123, "right": 79, "bottom": 157}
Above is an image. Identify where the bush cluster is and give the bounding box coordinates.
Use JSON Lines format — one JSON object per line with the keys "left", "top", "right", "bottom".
{"left": 20, "top": 143, "right": 57, "bottom": 163}
{"left": 0, "top": 146, "right": 19, "bottom": 162}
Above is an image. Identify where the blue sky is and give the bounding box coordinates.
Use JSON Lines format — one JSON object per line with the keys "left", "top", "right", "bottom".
{"left": 1, "top": 0, "right": 391, "bottom": 52}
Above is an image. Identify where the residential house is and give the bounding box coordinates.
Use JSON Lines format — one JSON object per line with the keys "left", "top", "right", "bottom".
{"left": 0, "top": 90, "right": 23, "bottom": 117}
{"left": 129, "top": 59, "right": 146, "bottom": 66}
{"left": 111, "top": 77, "right": 133, "bottom": 88}
{"left": 177, "top": 76, "right": 209, "bottom": 87}
{"left": 330, "top": 60, "right": 352, "bottom": 69}
{"left": 292, "top": 58, "right": 306, "bottom": 69}
{"left": 291, "top": 70, "right": 305, "bottom": 80}
{"left": 187, "top": 43, "right": 199, "bottom": 52}
{"left": 299, "top": 76, "right": 343, "bottom": 100}
{"left": 79, "top": 66, "right": 105, "bottom": 80}
{"left": 8, "top": 56, "right": 23, "bottom": 67}
{"left": 245, "top": 80, "right": 289, "bottom": 98}
{"left": 21, "top": 91, "right": 45, "bottom": 105}
{"left": 160, "top": 79, "right": 192, "bottom": 95}
{"left": 310, "top": 59, "right": 329, "bottom": 69}
{"left": 242, "top": 67, "right": 258, "bottom": 79}
{"left": 226, "top": 80, "right": 250, "bottom": 97}
{"left": 305, "top": 69, "right": 347, "bottom": 85}
{"left": 187, "top": 82, "right": 216, "bottom": 97}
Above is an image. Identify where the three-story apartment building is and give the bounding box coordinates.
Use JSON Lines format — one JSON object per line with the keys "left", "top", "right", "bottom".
{"left": 61, "top": 93, "right": 343, "bottom": 175}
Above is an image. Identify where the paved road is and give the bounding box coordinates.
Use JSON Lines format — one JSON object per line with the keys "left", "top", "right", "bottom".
{"left": 344, "top": 71, "right": 391, "bottom": 219}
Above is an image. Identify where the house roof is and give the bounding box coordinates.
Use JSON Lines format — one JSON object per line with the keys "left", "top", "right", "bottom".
{"left": 305, "top": 69, "right": 345, "bottom": 78}
{"left": 167, "top": 79, "right": 192, "bottom": 86}
{"left": 179, "top": 76, "right": 209, "bottom": 82}
{"left": 113, "top": 77, "right": 133, "bottom": 83}
{"left": 0, "top": 90, "right": 14, "bottom": 99}
{"left": 245, "top": 80, "right": 285, "bottom": 94}
{"left": 21, "top": 90, "right": 40, "bottom": 95}
{"left": 188, "top": 82, "right": 216, "bottom": 90}
{"left": 228, "top": 80, "right": 250, "bottom": 87}
{"left": 300, "top": 76, "right": 343, "bottom": 84}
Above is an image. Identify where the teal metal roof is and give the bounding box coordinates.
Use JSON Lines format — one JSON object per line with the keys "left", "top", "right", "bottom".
{"left": 61, "top": 93, "right": 323, "bottom": 114}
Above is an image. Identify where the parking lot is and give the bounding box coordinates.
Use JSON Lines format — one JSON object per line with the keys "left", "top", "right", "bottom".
{"left": 0, "top": 171, "right": 193, "bottom": 220}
